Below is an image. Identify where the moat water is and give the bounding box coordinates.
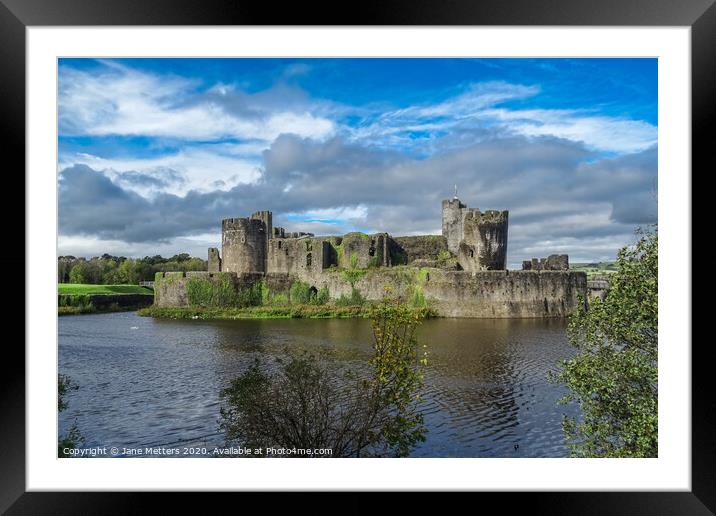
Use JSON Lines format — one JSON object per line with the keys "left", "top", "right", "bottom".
{"left": 58, "top": 312, "right": 579, "bottom": 457}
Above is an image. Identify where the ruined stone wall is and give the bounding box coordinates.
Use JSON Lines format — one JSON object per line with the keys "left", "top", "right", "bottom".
{"left": 338, "top": 233, "right": 389, "bottom": 269}
{"left": 221, "top": 218, "right": 267, "bottom": 273}
{"left": 291, "top": 268, "right": 587, "bottom": 318}
{"left": 76, "top": 294, "right": 153, "bottom": 310}
{"left": 391, "top": 235, "right": 449, "bottom": 265}
{"left": 250, "top": 211, "right": 272, "bottom": 241}
{"left": 155, "top": 268, "right": 587, "bottom": 318}
{"left": 421, "top": 270, "right": 584, "bottom": 317}
{"left": 522, "top": 255, "right": 569, "bottom": 271}
{"left": 458, "top": 210, "right": 509, "bottom": 271}
{"left": 442, "top": 198, "right": 466, "bottom": 254}
{"left": 153, "top": 272, "right": 189, "bottom": 306}
{"left": 267, "top": 237, "right": 334, "bottom": 276}
{"left": 265, "top": 272, "right": 292, "bottom": 294}
{"left": 587, "top": 276, "right": 609, "bottom": 302}
{"left": 153, "top": 271, "right": 264, "bottom": 307}
{"left": 272, "top": 226, "right": 314, "bottom": 238}
{"left": 207, "top": 247, "right": 221, "bottom": 272}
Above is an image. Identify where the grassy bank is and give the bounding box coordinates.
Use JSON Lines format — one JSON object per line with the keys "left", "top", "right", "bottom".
{"left": 139, "top": 304, "right": 435, "bottom": 320}
{"left": 139, "top": 305, "right": 371, "bottom": 320}
{"left": 58, "top": 302, "right": 150, "bottom": 316}
{"left": 58, "top": 305, "right": 96, "bottom": 316}
{"left": 58, "top": 284, "right": 154, "bottom": 316}
{"left": 58, "top": 284, "right": 153, "bottom": 296}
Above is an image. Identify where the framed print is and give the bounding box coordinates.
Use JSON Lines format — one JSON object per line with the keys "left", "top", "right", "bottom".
{"left": 3, "top": 0, "right": 710, "bottom": 511}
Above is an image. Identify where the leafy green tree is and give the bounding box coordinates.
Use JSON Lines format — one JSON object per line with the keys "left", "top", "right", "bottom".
{"left": 68, "top": 264, "right": 86, "bottom": 284}
{"left": 117, "top": 259, "right": 140, "bottom": 284}
{"left": 58, "top": 258, "right": 74, "bottom": 283}
{"left": 367, "top": 298, "right": 429, "bottom": 455}
{"left": 59, "top": 254, "right": 209, "bottom": 285}
{"left": 219, "top": 298, "right": 429, "bottom": 457}
{"left": 58, "top": 374, "right": 84, "bottom": 457}
{"left": 556, "top": 227, "right": 657, "bottom": 457}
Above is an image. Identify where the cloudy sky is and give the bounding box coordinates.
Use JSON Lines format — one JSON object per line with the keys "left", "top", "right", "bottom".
{"left": 58, "top": 58, "right": 657, "bottom": 267}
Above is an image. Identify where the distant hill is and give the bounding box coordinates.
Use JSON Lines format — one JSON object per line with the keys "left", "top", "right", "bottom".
{"left": 571, "top": 261, "right": 618, "bottom": 278}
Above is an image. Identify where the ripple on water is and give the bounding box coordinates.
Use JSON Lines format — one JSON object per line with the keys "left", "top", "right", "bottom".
{"left": 59, "top": 313, "right": 578, "bottom": 457}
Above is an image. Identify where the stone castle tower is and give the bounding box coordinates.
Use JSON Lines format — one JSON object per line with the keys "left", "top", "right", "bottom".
{"left": 441, "top": 192, "right": 508, "bottom": 271}
{"left": 220, "top": 211, "right": 273, "bottom": 274}
{"left": 212, "top": 197, "right": 507, "bottom": 274}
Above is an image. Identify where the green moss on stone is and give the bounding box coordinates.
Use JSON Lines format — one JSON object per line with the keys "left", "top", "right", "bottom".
{"left": 186, "top": 276, "right": 239, "bottom": 307}
{"left": 417, "top": 268, "right": 430, "bottom": 284}
{"left": 341, "top": 267, "right": 366, "bottom": 287}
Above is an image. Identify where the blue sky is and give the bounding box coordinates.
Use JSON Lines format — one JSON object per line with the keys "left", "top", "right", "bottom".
{"left": 58, "top": 58, "right": 657, "bottom": 266}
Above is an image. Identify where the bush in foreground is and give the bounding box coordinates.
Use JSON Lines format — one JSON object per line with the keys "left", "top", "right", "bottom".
{"left": 555, "top": 226, "right": 657, "bottom": 457}
{"left": 219, "top": 298, "right": 429, "bottom": 457}
{"left": 58, "top": 374, "right": 84, "bottom": 457}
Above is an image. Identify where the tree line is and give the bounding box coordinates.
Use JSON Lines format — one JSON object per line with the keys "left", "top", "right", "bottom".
{"left": 58, "top": 253, "right": 207, "bottom": 284}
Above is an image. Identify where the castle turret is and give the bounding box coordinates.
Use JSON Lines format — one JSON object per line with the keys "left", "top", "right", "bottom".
{"left": 221, "top": 218, "right": 267, "bottom": 273}
{"left": 442, "top": 197, "right": 466, "bottom": 255}
{"left": 250, "top": 211, "right": 272, "bottom": 241}
{"left": 442, "top": 191, "right": 509, "bottom": 271}
{"left": 458, "top": 209, "right": 509, "bottom": 271}
{"left": 207, "top": 247, "right": 221, "bottom": 272}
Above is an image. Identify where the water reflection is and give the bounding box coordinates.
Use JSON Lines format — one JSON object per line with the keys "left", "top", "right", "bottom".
{"left": 59, "top": 313, "right": 577, "bottom": 457}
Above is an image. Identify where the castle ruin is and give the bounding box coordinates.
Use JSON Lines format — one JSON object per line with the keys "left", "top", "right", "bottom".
{"left": 214, "top": 196, "right": 509, "bottom": 276}
{"left": 154, "top": 195, "right": 587, "bottom": 318}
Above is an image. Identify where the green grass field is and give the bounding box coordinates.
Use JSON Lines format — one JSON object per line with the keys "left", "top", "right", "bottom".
{"left": 58, "top": 284, "right": 153, "bottom": 296}
{"left": 570, "top": 262, "right": 618, "bottom": 279}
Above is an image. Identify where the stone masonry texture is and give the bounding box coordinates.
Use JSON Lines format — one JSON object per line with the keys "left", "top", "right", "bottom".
{"left": 158, "top": 196, "right": 586, "bottom": 318}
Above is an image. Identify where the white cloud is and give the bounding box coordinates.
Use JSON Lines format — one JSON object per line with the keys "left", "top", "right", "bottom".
{"left": 347, "top": 83, "right": 656, "bottom": 155}
{"left": 59, "top": 148, "right": 262, "bottom": 197}
{"left": 349, "top": 81, "right": 539, "bottom": 144}
{"left": 283, "top": 63, "right": 312, "bottom": 78}
{"left": 57, "top": 62, "right": 657, "bottom": 263}
{"left": 481, "top": 108, "right": 657, "bottom": 154}
{"left": 59, "top": 62, "right": 336, "bottom": 142}
{"left": 413, "top": 81, "right": 540, "bottom": 118}
{"left": 262, "top": 112, "right": 335, "bottom": 142}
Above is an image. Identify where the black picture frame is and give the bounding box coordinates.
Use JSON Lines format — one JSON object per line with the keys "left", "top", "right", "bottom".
{"left": 2, "top": 0, "right": 707, "bottom": 512}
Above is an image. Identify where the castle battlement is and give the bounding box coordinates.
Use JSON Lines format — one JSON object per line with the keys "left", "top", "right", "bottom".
{"left": 152, "top": 195, "right": 584, "bottom": 318}
{"left": 213, "top": 196, "right": 512, "bottom": 275}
